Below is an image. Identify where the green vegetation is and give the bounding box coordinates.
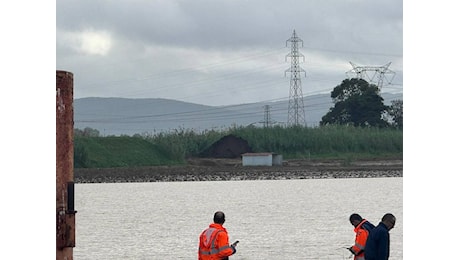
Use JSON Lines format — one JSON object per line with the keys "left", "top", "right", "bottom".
{"left": 74, "top": 125, "right": 402, "bottom": 168}
{"left": 74, "top": 136, "right": 181, "bottom": 168}
{"left": 321, "top": 78, "right": 402, "bottom": 129}
{"left": 231, "top": 125, "right": 402, "bottom": 159}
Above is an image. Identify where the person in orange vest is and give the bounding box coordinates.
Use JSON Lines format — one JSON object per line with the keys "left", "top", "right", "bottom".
{"left": 348, "top": 213, "right": 375, "bottom": 260}
{"left": 198, "top": 211, "right": 237, "bottom": 260}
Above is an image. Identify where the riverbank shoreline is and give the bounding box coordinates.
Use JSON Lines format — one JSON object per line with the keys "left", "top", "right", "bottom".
{"left": 75, "top": 158, "right": 403, "bottom": 183}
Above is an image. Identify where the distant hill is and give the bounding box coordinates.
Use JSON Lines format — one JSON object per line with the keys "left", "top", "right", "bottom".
{"left": 74, "top": 93, "right": 402, "bottom": 136}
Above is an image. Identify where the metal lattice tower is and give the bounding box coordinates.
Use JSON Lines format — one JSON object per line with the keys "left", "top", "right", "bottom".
{"left": 263, "top": 105, "right": 272, "bottom": 128}
{"left": 285, "top": 30, "right": 307, "bottom": 126}
{"left": 346, "top": 62, "right": 396, "bottom": 91}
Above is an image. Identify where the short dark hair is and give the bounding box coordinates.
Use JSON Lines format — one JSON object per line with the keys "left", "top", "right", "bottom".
{"left": 349, "top": 213, "right": 362, "bottom": 222}
{"left": 382, "top": 213, "right": 395, "bottom": 223}
{"left": 214, "top": 211, "right": 225, "bottom": 224}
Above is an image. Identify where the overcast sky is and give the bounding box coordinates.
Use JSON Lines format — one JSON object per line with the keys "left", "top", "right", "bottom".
{"left": 56, "top": 0, "right": 403, "bottom": 106}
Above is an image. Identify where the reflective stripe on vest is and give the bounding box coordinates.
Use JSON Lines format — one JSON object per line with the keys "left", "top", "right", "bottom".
{"left": 199, "top": 245, "right": 231, "bottom": 255}
{"left": 199, "top": 228, "right": 229, "bottom": 255}
{"left": 350, "top": 242, "right": 365, "bottom": 256}
{"left": 353, "top": 242, "right": 365, "bottom": 251}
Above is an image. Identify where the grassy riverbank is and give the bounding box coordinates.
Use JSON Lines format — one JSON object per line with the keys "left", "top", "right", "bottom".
{"left": 74, "top": 125, "right": 402, "bottom": 168}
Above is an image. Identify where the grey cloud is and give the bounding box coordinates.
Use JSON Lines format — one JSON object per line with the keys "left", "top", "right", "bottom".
{"left": 58, "top": 0, "right": 402, "bottom": 52}
{"left": 57, "top": 0, "right": 403, "bottom": 105}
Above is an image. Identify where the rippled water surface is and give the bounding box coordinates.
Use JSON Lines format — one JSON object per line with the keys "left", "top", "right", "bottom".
{"left": 75, "top": 178, "right": 402, "bottom": 259}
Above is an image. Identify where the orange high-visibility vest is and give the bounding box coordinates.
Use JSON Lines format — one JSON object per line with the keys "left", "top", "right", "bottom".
{"left": 198, "top": 224, "right": 234, "bottom": 260}
{"left": 350, "top": 220, "right": 371, "bottom": 260}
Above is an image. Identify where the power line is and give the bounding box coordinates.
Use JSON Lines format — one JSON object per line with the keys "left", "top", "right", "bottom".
{"left": 75, "top": 91, "right": 403, "bottom": 125}
{"left": 75, "top": 44, "right": 402, "bottom": 102}
{"left": 75, "top": 91, "right": 403, "bottom": 134}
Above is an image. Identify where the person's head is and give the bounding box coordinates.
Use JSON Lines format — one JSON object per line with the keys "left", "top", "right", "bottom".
{"left": 349, "top": 213, "right": 363, "bottom": 227}
{"left": 213, "top": 211, "right": 225, "bottom": 225}
{"left": 381, "top": 213, "right": 396, "bottom": 231}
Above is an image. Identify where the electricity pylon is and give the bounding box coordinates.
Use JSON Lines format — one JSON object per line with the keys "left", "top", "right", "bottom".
{"left": 263, "top": 105, "right": 272, "bottom": 128}
{"left": 346, "top": 62, "right": 396, "bottom": 91}
{"left": 285, "top": 30, "right": 307, "bottom": 126}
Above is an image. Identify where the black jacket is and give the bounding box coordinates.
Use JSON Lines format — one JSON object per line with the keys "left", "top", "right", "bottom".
{"left": 364, "top": 222, "right": 390, "bottom": 260}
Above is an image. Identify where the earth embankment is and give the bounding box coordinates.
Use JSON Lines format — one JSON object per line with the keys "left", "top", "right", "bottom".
{"left": 74, "top": 158, "right": 402, "bottom": 183}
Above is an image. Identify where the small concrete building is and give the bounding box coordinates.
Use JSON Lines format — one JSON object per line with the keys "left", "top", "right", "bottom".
{"left": 242, "top": 153, "right": 283, "bottom": 166}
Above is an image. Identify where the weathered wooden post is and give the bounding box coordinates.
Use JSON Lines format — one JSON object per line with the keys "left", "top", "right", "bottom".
{"left": 56, "top": 70, "right": 77, "bottom": 260}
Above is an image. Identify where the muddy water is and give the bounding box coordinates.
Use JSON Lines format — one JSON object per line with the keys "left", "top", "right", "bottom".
{"left": 75, "top": 177, "right": 402, "bottom": 259}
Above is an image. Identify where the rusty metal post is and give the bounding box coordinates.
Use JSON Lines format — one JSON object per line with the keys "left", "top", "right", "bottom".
{"left": 56, "top": 70, "right": 76, "bottom": 260}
